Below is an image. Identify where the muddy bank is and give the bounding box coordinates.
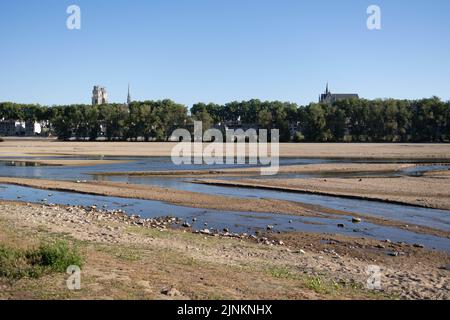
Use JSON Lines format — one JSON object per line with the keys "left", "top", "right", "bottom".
{"left": 0, "top": 177, "right": 448, "bottom": 239}
{"left": 90, "top": 163, "right": 417, "bottom": 178}
{"left": 195, "top": 176, "right": 450, "bottom": 211}
{"left": 0, "top": 200, "right": 448, "bottom": 300}
{"left": 1, "top": 140, "right": 450, "bottom": 160}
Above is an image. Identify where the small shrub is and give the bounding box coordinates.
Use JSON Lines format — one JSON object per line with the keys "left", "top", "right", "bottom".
{"left": 27, "top": 241, "right": 83, "bottom": 273}
{"left": 0, "top": 241, "right": 82, "bottom": 280}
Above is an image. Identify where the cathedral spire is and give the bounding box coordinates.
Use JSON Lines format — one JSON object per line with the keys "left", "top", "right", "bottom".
{"left": 326, "top": 82, "right": 330, "bottom": 94}
{"left": 127, "top": 83, "right": 131, "bottom": 105}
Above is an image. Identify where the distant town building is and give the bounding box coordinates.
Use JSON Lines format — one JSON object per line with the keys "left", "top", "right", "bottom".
{"left": 25, "top": 121, "right": 42, "bottom": 136}
{"left": 319, "top": 83, "right": 359, "bottom": 104}
{"left": 92, "top": 85, "right": 108, "bottom": 105}
{"left": 0, "top": 120, "right": 16, "bottom": 136}
{"left": 0, "top": 120, "right": 41, "bottom": 136}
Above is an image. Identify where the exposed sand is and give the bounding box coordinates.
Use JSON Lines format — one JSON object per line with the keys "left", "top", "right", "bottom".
{"left": 1, "top": 139, "right": 450, "bottom": 159}
{"left": 0, "top": 177, "right": 447, "bottom": 238}
{"left": 0, "top": 200, "right": 448, "bottom": 299}
{"left": 91, "top": 163, "right": 417, "bottom": 177}
{"left": 196, "top": 176, "right": 450, "bottom": 211}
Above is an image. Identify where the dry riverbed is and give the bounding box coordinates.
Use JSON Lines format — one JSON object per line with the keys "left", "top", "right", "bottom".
{"left": 0, "top": 200, "right": 448, "bottom": 300}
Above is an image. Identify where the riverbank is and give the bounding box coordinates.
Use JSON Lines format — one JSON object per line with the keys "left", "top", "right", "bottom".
{"left": 1, "top": 140, "right": 450, "bottom": 160}
{"left": 0, "top": 200, "right": 448, "bottom": 300}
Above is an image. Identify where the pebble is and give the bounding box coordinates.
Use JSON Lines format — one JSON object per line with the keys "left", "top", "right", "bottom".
{"left": 266, "top": 225, "right": 274, "bottom": 231}
{"left": 352, "top": 217, "right": 362, "bottom": 223}
{"left": 337, "top": 224, "right": 345, "bottom": 228}
{"left": 413, "top": 243, "right": 425, "bottom": 248}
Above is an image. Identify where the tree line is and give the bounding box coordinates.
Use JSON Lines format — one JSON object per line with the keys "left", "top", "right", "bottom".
{"left": 1, "top": 97, "right": 449, "bottom": 142}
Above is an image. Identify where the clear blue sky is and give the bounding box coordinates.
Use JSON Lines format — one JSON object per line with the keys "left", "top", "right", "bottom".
{"left": 1, "top": 0, "right": 449, "bottom": 107}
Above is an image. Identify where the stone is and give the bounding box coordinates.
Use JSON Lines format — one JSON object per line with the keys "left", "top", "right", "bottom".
{"left": 182, "top": 222, "right": 191, "bottom": 228}
{"left": 337, "top": 224, "right": 345, "bottom": 228}
{"left": 266, "top": 225, "right": 274, "bottom": 231}
{"left": 200, "top": 229, "right": 211, "bottom": 235}
{"left": 388, "top": 251, "right": 399, "bottom": 257}
{"left": 223, "top": 228, "right": 230, "bottom": 233}
{"left": 161, "top": 287, "right": 181, "bottom": 297}
{"left": 413, "top": 243, "right": 425, "bottom": 248}
{"left": 352, "top": 217, "right": 362, "bottom": 223}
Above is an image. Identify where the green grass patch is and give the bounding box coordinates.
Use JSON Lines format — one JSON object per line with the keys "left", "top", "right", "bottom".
{"left": 0, "top": 241, "right": 83, "bottom": 280}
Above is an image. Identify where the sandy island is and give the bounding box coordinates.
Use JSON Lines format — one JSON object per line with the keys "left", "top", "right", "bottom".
{"left": 90, "top": 163, "right": 417, "bottom": 177}
{"left": 194, "top": 175, "right": 450, "bottom": 211}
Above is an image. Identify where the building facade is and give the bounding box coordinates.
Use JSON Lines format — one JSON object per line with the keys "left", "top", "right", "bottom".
{"left": 319, "top": 84, "right": 359, "bottom": 104}
{"left": 92, "top": 86, "right": 108, "bottom": 105}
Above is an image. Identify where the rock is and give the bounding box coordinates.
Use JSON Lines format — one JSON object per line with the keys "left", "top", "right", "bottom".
{"left": 192, "top": 218, "right": 197, "bottom": 222}
{"left": 161, "top": 287, "right": 181, "bottom": 297}
{"left": 266, "top": 225, "right": 274, "bottom": 231}
{"left": 385, "top": 239, "right": 392, "bottom": 244}
{"left": 200, "top": 229, "right": 211, "bottom": 235}
{"left": 413, "top": 243, "right": 425, "bottom": 248}
{"left": 352, "top": 217, "right": 362, "bottom": 223}
{"left": 223, "top": 228, "right": 230, "bottom": 233}
{"left": 337, "top": 224, "right": 345, "bottom": 228}
{"left": 182, "top": 222, "right": 191, "bottom": 228}
{"left": 388, "top": 251, "right": 399, "bottom": 257}
{"left": 299, "top": 249, "right": 306, "bottom": 254}
{"left": 375, "top": 244, "right": 385, "bottom": 249}
{"left": 278, "top": 240, "right": 285, "bottom": 246}
{"left": 288, "top": 220, "right": 293, "bottom": 224}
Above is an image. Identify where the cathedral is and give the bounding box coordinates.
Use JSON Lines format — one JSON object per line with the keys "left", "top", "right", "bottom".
{"left": 319, "top": 83, "right": 359, "bottom": 104}
{"left": 92, "top": 86, "right": 108, "bottom": 105}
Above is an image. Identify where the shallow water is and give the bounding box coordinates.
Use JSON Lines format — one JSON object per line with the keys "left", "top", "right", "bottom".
{"left": 0, "top": 156, "right": 449, "bottom": 250}
{"left": 1, "top": 184, "right": 449, "bottom": 252}
{"left": 97, "top": 173, "right": 450, "bottom": 233}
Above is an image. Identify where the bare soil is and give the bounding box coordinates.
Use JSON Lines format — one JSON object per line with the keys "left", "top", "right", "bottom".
{"left": 0, "top": 200, "right": 448, "bottom": 300}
